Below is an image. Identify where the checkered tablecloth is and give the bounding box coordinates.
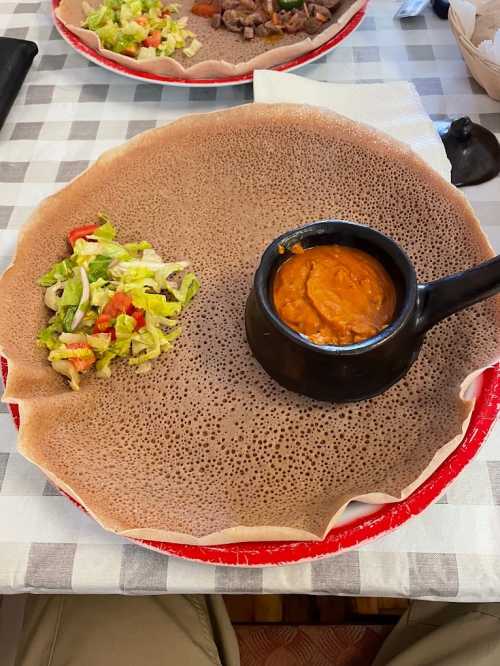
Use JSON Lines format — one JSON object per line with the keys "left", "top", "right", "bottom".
{"left": 1, "top": 0, "right": 500, "bottom": 599}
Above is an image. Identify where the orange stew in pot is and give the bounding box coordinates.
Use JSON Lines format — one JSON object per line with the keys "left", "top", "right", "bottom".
{"left": 273, "top": 244, "right": 397, "bottom": 345}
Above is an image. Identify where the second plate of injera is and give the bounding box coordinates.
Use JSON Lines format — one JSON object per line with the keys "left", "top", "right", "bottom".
{"left": 51, "top": 0, "right": 369, "bottom": 86}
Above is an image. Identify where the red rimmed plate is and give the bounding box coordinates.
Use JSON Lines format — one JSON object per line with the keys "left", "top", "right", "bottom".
{"left": 52, "top": 0, "right": 368, "bottom": 87}
{"left": 2, "top": 356, "right": 499, "bottom": 566}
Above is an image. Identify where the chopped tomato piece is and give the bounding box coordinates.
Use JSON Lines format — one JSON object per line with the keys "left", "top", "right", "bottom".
{"left": 143, "top": 30, "right": 162, "bottom": 48}
{"left": 93, "top": 313, "right": 118, "bottom": 340}
{"left": 66, "top": 342, "right": 96, "bottom": 372}
{"left": 93, "top": 313, "right": 112, "bottom": 333}
{"left": 67, "top": 224, "right": 99, "bottom": 247}
{"left": 103, "top": 292, "right": 133, "bottom": 318}
{"left": 191, "top": 3, "right": 218, "bottom": 17}
{"left": 131, "top": 308, "right": 146, "bottom": 331}
{"left": 92, "top": 323, "right": 116, "bottom": 340}
{"left": 135, "top": 15, "right": 148, "bottom": 25}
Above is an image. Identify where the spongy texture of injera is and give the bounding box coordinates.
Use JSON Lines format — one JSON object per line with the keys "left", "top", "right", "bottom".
{"left": 55, "top": 0, "right": 365, "bottom": 78}
{"left": 0, "top": 104, "right": 499, "bottom": 545}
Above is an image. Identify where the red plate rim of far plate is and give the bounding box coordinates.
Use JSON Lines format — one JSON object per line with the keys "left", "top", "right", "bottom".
{"left": 51, "top": 0, "right": 369, "bottom": 87}
{"left": 2, "top": 356, "right": 499, "bottom": 566}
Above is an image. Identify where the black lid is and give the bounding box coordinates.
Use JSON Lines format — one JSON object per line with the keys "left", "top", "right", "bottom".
{"left": 436, "top": 116, "right": 500, "bottom": 187}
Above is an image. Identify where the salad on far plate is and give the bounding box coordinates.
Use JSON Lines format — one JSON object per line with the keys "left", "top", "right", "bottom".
{"left": 82, "top": 0, "right": 202, "bottom": 59}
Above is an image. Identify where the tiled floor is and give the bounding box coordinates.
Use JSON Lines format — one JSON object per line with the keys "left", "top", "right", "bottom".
{"left": 236, "top": 624, "right": 391, "bottom": 665}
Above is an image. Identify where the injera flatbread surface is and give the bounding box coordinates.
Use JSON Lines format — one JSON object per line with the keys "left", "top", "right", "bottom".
{"left": 55, "top": 0, "right": 365, "bottom": 78}
{"left": 1, "top": 104, "right": 499, "bottom": 545}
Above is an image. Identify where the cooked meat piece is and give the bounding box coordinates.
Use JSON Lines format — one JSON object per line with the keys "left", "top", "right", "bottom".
{"left": 304, "top": 15, "right": 322, "bottom": 33}
{"left": 242, "top": 8, "right": 268, "bottom": 25}
{"left": 312, "top": 0, "right": 340, "bottom": 8}
{"left": 283, "top": 10, "right": 306, "bottom": 32}
{"left": 222, "top": 8, "right": 244, "bottom": 30}
{"left": 211, "top": 12, "right": 222, "bottom": 27}
{"left": 210, "top": 0, "right": 326, "bottom": 36}
{"left": 311, "top": 4, "right": 332, "bottom": 20}
{"left": 264, "top": 19, "right": 284, "bottom": 33}
{"left": 255, "top": 22, "right": 270, "bottom": 35}
{"left": 222, "top": 0, "right": 240, "bottom": 9}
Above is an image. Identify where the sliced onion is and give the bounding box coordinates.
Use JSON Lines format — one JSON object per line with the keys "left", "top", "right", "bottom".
{"left": 71, "top": 267, "right": 90, "bottom": 331}
{"left": 44, "top": 282, "right": 64, "bottom": 311}
{"left": 60, "top": 332, "right": 87, "bottom": 345}
{"left": 51, "top": 359, "right": 80, "bottom": 391}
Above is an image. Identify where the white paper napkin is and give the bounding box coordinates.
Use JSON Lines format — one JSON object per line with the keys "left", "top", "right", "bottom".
{"left": 253, "top": 70, "right": 452, "bottom": 182}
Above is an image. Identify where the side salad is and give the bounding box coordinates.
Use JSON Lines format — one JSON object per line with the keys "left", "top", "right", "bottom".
{"left": 82, "top": 0, "right": 202, "bottom": 60}
{"left": 37, "top": 214, "right": 200, "bottom": 390}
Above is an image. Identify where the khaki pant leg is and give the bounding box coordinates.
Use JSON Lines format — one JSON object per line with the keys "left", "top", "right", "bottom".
{"left": 373, "top": 601, "right": 500, "bottom": 666}
{"left": 14, "top": 594, "right": 240, "bottom": 666}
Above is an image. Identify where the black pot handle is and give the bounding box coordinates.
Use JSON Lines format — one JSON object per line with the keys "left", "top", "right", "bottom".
{"left": 416, "top": 254, "right": 500, "bottom": 334}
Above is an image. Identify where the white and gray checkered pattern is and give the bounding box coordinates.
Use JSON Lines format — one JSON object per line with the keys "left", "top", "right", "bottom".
{"left": 1, "top": 0, "right": 500, "bottom": 598}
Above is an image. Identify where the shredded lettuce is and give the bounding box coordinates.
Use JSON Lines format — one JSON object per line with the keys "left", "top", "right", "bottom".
{"left": 37, "top": 320, "right": 63, "bottom": 351}
{"left": 96, "top": 22, "right": 120, "bottom": 49}
{"left": 130, "top": 289, "right": 181, "bottom": 317}
{"left": 183, "top": 38, "right": 202, "bottom": 58}
{"left": 49, "top": 345, "right": 95, "bottom": 361}
{"left": 59, "top": 332, "right": 87, "bottom": 345}
{"left": 73, "top": 238, "right": 129, "bottom": 261}
{"left": 90, "top": 217, "right": 116, "bottom": 242}
{"left": 87, "top": 333, "right": 112, "bottom": 352}
{"left": 89, "top": 278, "right": 111, "bottom": 308}
{"left": 113, "top": 313, "right": 136, "bottom": 356}
{"left": 95, "top": 351, "right": 117, "bottom": 378}
{"left": 62, "top": 306, "right": 78, "bottom": 333}
{"left": 87, "top": 255, "right": 113, "bottom": 282}
{"left": 165, "top": 272, "right": 200, "bottom": 306}
{"left": 84, "top": 4, "right": 114, "bottom": 31}
{"left": 115, "top": 313, "right": 136, "bottom": 337}
{"left": 38, "top": 258, "right": 74, "bottom": 287}
{"left": 60, "top": 276, "right": 82, "bottom": 307}
{"left": 82, "top": 0, "right": 200, "bottom": 60}
{"left": 124, "top": 240, "right": 152, "bottom": 255}
{"left": 155, "top": 261, "right": 189, "bottom": 289}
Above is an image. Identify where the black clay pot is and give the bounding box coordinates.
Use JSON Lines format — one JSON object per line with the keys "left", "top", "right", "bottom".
{"left": 245, "top": 220, "right": 500, "bottom": 402}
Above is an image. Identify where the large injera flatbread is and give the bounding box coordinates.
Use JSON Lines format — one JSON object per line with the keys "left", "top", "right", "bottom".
{"left": 1, "top": 104, "right": 499, "bottom": 544}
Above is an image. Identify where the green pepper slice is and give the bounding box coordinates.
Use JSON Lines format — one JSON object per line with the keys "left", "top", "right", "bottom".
{"left": 277, "top": 0, "right": 304, "bottom": 9}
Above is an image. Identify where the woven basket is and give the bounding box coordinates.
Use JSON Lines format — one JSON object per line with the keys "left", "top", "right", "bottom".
{"left": 449, "top": 6, "right": 500, "bottom": 100}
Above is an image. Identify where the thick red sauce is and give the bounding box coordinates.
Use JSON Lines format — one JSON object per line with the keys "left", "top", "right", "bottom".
{"left": 273, "top": 244, "right": 396, "bottom": 345}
